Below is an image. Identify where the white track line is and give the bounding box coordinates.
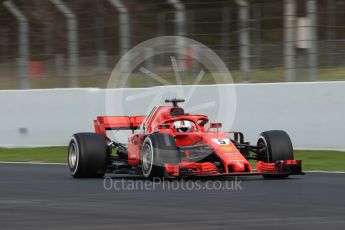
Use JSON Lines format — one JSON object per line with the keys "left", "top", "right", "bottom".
{"left": 0, "top": 162, "right": 344, "bottom": 173}
{"left": 304, "top": 170, "right": 345, "bottom": 174}
{"left": 0, "top": 161, "right": 66, "bottom": 165}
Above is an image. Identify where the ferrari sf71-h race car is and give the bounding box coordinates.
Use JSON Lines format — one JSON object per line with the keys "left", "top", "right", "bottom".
{"left": 68, "top": 99, "right": 303, "bottom": 179}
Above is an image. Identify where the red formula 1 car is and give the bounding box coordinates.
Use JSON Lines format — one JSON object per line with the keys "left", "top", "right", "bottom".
{"left": 68, "top": 99, "right": 303, "bottom": 179}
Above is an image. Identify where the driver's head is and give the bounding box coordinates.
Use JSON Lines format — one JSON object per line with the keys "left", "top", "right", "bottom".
{"left": 174, "top": 120, "right": 192, "bottom": 132}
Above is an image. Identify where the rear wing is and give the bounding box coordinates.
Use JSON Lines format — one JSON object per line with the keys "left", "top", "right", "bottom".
{"left": 94, "top": 116, "right": 146, "bottom": 136}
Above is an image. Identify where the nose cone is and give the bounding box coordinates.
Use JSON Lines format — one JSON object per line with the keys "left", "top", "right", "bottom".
{"left": 229, "top": 161, "right": 246, "bottom": 172}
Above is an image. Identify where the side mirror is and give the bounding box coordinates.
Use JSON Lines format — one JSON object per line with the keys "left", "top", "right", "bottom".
{"left": 210, "top": 122, "right": 222, "bottom": 128}
{"left": 158, "top": 123, "right": 171, "bottom": 129}
{"left": 208, "top": 122, "right": 222, "bottom": 133}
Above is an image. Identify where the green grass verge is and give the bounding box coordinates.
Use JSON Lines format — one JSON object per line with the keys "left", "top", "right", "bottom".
{"left": 0, "top": 147, "right": 344, "bottom": 171}
{"left": 294, "top": 150, "right": 345, "bottom": 171}
{"left": 0, "top": 147, "right": 67, "bottom": 163}
{"left": 1, "top": 67, "right": 345, "bottom": 89}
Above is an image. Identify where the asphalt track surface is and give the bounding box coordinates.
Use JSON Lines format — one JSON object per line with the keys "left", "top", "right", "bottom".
{"left": 1, "top": 163, "right": 345, "bottom": 230}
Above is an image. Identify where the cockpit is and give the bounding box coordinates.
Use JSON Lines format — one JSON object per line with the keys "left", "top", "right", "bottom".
{"left": 173, "top": 120, "right": 197, "bottom": 132}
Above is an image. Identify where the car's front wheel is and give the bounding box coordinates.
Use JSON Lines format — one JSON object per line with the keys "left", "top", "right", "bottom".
{"left": 141, "top": 133, "right": 180, "bottom": 179}
{"left": 257, "top": 130, "right": 294, "bottom": 179}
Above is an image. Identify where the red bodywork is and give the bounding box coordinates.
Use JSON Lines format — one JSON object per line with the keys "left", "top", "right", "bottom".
{"left": 94, "top": 105, "right": 302, "bottom": 177}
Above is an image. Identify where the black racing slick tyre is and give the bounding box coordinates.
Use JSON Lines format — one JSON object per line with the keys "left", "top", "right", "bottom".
{"left": 257, "top": 130, "right": 294, "bottom": 179}
{"left": 141, "top": 133, "right": 180, "bottom": 179}
{"left": 68, "top": 133, "right": 108, "bottom": 178}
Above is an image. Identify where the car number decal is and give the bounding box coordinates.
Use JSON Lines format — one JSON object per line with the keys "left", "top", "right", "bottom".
{"left": 212, "top": 138, "right": 230, "bottom": 145}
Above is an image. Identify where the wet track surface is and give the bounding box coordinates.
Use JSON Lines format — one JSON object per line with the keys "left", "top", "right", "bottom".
{"left": 1, "top": 163, "right": 345, "bottom": 230}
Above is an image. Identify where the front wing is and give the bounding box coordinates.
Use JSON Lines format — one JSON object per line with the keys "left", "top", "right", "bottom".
{"left": 165, "top": 160, "right": 303, "bottom": 177}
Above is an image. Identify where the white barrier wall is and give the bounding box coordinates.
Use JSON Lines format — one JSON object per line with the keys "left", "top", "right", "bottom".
{"left": 0, "top": 82, "right": 344, "bottom": 150}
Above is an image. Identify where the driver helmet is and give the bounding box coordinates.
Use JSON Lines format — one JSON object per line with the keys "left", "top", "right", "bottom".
{"left": 174, "top": 120, "right": 192, "bottom": 132}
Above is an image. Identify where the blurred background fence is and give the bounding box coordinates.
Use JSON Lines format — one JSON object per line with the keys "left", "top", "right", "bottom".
{"left": 0, "top": 0, "right": 344, "bottom": 89}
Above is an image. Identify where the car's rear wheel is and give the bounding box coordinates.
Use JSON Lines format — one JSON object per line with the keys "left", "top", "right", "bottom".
{"left": 141, "top": 133, "right": 180, "bottom": 179}
{"left": 68, "top": 133, "right": 108, "bottom": 178}
{"left": 257, "top": 130, "right": 293, "bottom": 179}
